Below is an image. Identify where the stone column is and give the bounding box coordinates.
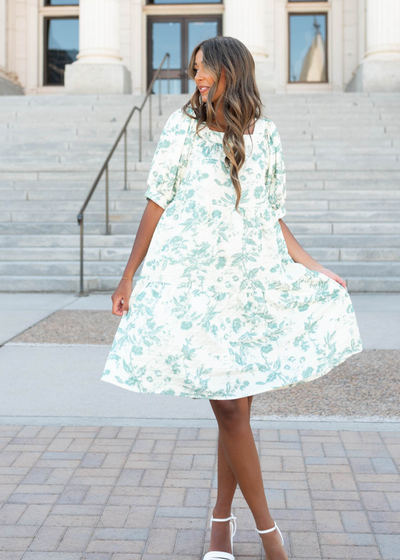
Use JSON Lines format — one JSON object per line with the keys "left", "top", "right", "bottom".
{"left": 347, "top": 0, "right": 400, "bottom": 92}
{"left": 65, "top": 0, "right": 131, "bottom": 94}
{"left": 224, "top": 0, "right": 273, "bottom": 92}
{"left": 0, "top": 0, "right": 22, "bottom": 95}
{"left": 0, "top": 0, "right": 5, "bottom": 71}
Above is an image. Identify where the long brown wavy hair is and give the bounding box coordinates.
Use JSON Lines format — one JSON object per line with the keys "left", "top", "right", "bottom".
{"left": 182, "top": 36, "right": 264, "bottom": 212}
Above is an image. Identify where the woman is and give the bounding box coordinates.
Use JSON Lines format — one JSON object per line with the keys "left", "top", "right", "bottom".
{"left": 101, "top": 36, "right": 363, "bottom": 560}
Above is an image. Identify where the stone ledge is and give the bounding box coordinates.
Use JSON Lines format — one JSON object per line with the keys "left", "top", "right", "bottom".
{"left": 65, "top": 63, "right": 132, "bottom": 94}
{"left": 347, "top": 59, "right": 400, "bottom": 92}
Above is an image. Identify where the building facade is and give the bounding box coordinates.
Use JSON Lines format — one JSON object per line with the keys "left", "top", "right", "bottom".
{"left": 0, "top": 0, "right": 399, "bottom": 96}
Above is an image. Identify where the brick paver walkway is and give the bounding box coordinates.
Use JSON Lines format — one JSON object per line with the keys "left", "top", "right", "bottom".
{"left": 0, "top": 424, "right": 399, "bottom": 559}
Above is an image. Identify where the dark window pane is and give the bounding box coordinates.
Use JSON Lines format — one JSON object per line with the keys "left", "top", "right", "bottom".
{"left": 149, "top": 0, "right": 221, "bottom": 4}
{"left": 45, "top": 18, "right": 79, "bottom": 85}
{"left": 45, "top": 0, "right": 79, "bottom": 5}
{"left": 152, "top": 22, "right": 181, "bottom": 69}
{"left": 289, "top": 14, "right": 327, "bottom": 82}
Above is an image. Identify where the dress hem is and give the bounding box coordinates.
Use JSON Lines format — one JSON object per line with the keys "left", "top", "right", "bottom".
{"left": 100, "top": 343, "right": 363, "bottom": 401}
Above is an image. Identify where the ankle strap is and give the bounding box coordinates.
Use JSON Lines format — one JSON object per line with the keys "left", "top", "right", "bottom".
{"left": 210, "top": 514, "right": 237, "bottom": 531}
{"left": 255, "top": 522, "right": 277, "bottom": 534}
{"left": 211, "top": 515, "right": 236, "bottom": 523}
{"left": 255, "top": 522, "right": 284, "bottom": 545}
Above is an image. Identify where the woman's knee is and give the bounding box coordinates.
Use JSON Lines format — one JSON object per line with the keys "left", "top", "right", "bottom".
{"left": 210, "top": 398, "right": 249, "bottom": 431}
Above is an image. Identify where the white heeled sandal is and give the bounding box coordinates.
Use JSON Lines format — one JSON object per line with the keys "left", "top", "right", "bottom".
{"left": 203, "top": 513, "right": 237, "bottom": 560}
{"left": 255, "top": 521, "right": 284, "bottom": 546}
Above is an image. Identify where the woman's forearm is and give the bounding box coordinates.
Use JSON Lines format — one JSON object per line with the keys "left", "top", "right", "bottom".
{"left": 278, "top": 219, "right": 325, "bottom": 273}
{"left": 122, "top": 199, "right": 165, "bottom": 279}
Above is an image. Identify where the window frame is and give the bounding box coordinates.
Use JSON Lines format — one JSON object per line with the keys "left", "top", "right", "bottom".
{"left": 146, "top": 0, "right": 222, "bottom": 4}
{"left": 146, "top": 14, "right": 222, "bottom": 94}
{"left": 43, "top": 15, "right": 79, "bottom": 86}
{"left": 40, "top": 0, "right": 80, "bottom": 88}
{"left": 288, "top": 10, "right": 329, "bottom": 85}
{"left": 44, "top": 1, "right": 79, "bottom": 5}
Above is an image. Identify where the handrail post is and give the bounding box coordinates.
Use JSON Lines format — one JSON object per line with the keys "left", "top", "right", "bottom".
{"left": 139, "top": 108, "right": 142, "bottom": 162}
{"left": 159, "top": 76, "right": 161, "bottom": 115}
{"left": 149, "top": 91, "right": 152, "bottom": 142}
{"left": 124, "top": 129, "right": 127, "bottom": 191}
{"left": 79, "top": 214, "right": 84, "bottom": 296}
{"left": 167, "top": 55, "right": 170, "bottom": 94}
{"left": 105, "top": 164, "right": 110, "bottom": 235}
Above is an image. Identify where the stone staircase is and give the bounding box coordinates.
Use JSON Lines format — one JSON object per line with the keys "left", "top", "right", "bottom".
{"left": 0, "top": 92, "right": 399, "bottom": 293}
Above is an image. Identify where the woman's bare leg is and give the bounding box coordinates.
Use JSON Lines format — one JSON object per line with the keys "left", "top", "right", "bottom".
{"left": 209, "top": 396, "right": 253, "bottom": 553}
{"left": 209, "top": 396, "right": 288, "bottom": 560}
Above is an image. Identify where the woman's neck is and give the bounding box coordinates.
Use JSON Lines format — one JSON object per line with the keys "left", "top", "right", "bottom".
{"left": 207, "top": 102, "right": 256, "bottom": 134}
{"left": 210, "top": 103, "right": 226, "bottom": 131}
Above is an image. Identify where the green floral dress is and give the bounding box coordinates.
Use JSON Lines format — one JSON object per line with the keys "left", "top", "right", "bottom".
{"left": 101, "top": 107, "right": 363, "bottom": 400}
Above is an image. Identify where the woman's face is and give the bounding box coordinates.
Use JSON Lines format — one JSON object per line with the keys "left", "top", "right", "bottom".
{"left": 193, "top": 49, "right": 226, "bottom": 105}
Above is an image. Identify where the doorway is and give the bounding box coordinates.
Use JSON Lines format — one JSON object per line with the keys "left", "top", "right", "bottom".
{"left": 147, "top": 15, "right": 222, "bottom": 94}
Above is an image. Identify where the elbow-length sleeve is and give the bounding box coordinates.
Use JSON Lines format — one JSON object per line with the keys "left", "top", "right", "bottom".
{"left": 265, "top": 120, "right": 287, "bottom": 221}
{"left": 144, "top": 109, "right": 189, "bottom": 210}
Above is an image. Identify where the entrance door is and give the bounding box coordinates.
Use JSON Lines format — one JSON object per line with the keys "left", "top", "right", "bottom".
{"left": 147, "top": 16, "right": 222, "bottom": 94}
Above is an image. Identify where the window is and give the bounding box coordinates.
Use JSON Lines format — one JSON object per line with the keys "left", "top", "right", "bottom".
{"left": 289, "top": 13, "right": 327, "bottom": 83}
{"left": 147, "top": 1, "right": 221, "bottom": 4}
{"left": 44, "top": 1, "right": 79, "bottom": 5}
{"left": 148, "top": 16, "right": 222, "bottom": 94}
{"left": 44, "top": 17, "right": 79, "bottom": 85}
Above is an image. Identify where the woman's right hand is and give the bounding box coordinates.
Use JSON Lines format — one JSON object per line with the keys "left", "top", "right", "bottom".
{"left": 111, "top": 279, "right": 133, "bottom": 316}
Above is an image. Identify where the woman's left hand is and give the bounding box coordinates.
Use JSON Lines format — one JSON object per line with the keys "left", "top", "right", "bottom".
{"left": 318, "top": 267, "right": 347, "bottom": 290}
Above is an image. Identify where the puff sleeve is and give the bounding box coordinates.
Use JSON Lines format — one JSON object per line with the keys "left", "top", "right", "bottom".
{"left": 144, "top": 109, "right": 189, "bottom": 210}
{"left": 265, "top": 120, "right": 287, "bottom": 221}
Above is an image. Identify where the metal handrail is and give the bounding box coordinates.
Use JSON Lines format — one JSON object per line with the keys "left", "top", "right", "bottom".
{"left": 77, "top": 53, "right": 171, "bottom": 296}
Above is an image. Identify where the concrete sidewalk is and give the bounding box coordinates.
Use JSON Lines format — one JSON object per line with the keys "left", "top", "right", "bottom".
{"left": 0, "top": 423, "right": 399, "bottom": 560}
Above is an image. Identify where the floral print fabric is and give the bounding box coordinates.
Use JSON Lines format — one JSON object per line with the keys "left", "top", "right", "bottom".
{"left": 101, "top": 108, "right": 363, "bottom": 400}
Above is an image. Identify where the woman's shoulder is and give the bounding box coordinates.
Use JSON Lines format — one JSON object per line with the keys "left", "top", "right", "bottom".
{"left": 260, "top": 117, "right": 282, "bottom": 151}
{"left": 163, "top": 107, "right": 196, "bottom": 135}
{"left": 261, "top": 117, "right": 279, "bottom": 136}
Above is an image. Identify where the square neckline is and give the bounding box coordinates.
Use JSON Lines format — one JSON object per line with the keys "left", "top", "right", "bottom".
{"left": 206, "top": 117, "right": 262, "bottom": 138}
{"left": 203, "top": 117, "right": 263, "bottom": 139}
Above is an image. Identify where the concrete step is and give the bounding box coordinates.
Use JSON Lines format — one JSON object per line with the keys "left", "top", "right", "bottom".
{"left": 0, "top": 211, "right": 144, "bottom": 223}
{"left": 110, "top": 220, "right": 400, "bottom": 236}
{"left": 0, "top": 234, "right": 136, "bottom": 248}
{"left": 0, "top": 275, "right": 102, "bottom": 293}
{"left": 2, "top": 169, "right": 399, "bottom": 183}
{"left": 3, "top": 144, "right": 400, "bottom": 157}
{"left": 2, "top": 179, "right": 400, "bottom": 192}
{"left": 0, "top": 223, "right": 113, "bottom": 235}
{"left": 1, "top": 209, "right": 400, "bottom": 224}
{"left": 0, "top": 246, "right": 398, "bottom": 263}
{"left": 3, "top": 116, "right": 397, "bottom": 128}
{"left": 3, "top": 152, "right": 400, "bottom": 166}
{"left": 0, "top": 259, "right": 399, "bottom": 278}
{"left": 1, "top": 221, "right": 400, "bottom": 237}
{"left": 3, "top": 198, "right": 400, "bottom": 212}
{"left": 3, "top": 188, "right": 396, "bottom": 203}
{"left": 0, "top": 274, "right": 398, "bottom": 294}
{"left": 1, "top": 233, "right": 400, "bottom": 249}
